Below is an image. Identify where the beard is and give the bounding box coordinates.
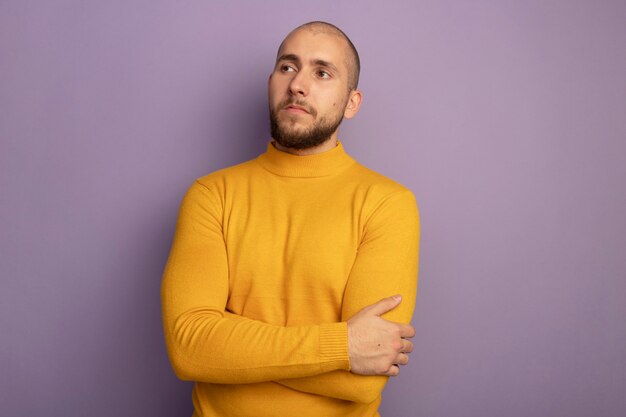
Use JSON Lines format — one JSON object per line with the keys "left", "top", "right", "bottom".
{"left": 270, "top": 99, "right": 346, "bottom": 150}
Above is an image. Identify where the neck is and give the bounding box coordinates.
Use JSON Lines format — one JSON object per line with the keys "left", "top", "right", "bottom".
{"left": 272, "top": 136, "right": 339, "bottom": 156}
{"left": 257, "top": 138, "right": 355, "bottom": 178}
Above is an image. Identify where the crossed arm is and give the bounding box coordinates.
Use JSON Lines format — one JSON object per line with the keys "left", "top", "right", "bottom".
{"left": 274, "top": 190, "right": 420, "bottom": 402}
{"left": 161, "top": 182, "right": 419, "bottom": 403}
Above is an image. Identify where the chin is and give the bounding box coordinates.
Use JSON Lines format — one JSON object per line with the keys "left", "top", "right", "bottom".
{"left": 279, "top": 121, "right": 310, "bottom": 134}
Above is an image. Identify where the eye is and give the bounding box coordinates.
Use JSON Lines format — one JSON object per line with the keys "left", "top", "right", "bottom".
{"left": 317, "top": 70, "right": 331, "bottom": 79}
{"left": 281, "top": 64, "right": 296, "bottom": 73}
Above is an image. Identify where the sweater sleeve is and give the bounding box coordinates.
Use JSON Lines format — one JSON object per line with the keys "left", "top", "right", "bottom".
{"left": 161, "top": 181, "right": 350, "bottom": 384}
{"left": 274, "top": 189, "right": 420, "bottom": 403}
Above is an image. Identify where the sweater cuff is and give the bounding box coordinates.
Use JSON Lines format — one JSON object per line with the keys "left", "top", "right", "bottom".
{"left": 318, "top": 322, "right": 350, "bottom": 372}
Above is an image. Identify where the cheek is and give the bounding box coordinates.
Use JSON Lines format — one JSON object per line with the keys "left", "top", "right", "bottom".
{"left": 268, "top": 85, "right": 284, "bottom": 107}
{"left": 269, "top": 77, "right": 285, "bottom": 95}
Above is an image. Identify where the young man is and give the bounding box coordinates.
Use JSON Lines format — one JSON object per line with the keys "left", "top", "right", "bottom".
{"left": 161, "top": 21, "right": 420, "bottom": 417}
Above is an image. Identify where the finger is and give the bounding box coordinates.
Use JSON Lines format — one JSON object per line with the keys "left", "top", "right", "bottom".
{"left": 402, "top": 339, "right": 414, "bottom": 354}
{"left": 398, "top": 323, "right": 415, "bottom": 338}
{"left": 395, "top": 353, "right": 409, "bottom": 366}
{"left": 364, "top": 295, "right": 402, "bottom": 316}
{"left": 384, "top": 364, "right": 400, "bottom": 377}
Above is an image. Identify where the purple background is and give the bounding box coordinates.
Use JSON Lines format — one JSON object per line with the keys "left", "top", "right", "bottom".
{"left": 1, "top": 1, "right": 625, "bottom": 416}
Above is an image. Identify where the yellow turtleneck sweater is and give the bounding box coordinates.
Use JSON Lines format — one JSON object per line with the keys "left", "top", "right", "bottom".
{"left": 161, "top": 140, "right": 420, "bottom": 417}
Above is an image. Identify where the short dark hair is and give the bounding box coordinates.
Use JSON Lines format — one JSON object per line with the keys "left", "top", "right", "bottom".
{"left": 277, "top": 21, "right": 361, "bottom": 91}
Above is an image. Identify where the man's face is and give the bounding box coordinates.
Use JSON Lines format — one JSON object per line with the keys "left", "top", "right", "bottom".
{"left": 268, "top": 28, "right": 356, "bottom": 150}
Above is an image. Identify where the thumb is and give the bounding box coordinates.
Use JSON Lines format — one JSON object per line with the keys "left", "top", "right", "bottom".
{"left": 365, "top": 295, "right": 402, "bottom": 316}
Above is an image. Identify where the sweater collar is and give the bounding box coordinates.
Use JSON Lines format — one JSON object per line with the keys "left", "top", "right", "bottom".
{"left": 256, "top": 140, "right": 356, "bottom": 178}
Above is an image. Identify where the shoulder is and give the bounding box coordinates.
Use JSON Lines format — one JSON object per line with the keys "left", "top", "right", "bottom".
{"left": 342, "top": 163, "right": 419, "bottom": 243}
{"left": 194, "top": 158, "right": 259, "bottom": 191}
{"left": 178, "top": 157, "right": 259, "bottom": 210}
{"left": 347, "top": 162, "right": 417, "bottom": 207}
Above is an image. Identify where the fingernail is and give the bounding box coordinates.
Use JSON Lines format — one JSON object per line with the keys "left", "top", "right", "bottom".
{"left": 393, "top": 295, "right": 402, "bottom": 301}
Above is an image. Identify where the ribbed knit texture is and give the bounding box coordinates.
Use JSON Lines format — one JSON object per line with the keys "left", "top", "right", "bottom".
{"left": 162, "top": 140, "right": 420, "bottom": 417}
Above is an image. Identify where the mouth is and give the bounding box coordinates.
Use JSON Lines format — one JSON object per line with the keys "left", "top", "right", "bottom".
{"left": 284, "top": 104, "right": 310, "bottom": 114}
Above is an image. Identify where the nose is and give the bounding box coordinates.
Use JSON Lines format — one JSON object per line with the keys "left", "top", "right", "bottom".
{"left": 288, "top": 70, "right": 309, "bottom": 97}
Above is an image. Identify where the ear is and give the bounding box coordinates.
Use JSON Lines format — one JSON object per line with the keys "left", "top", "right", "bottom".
{"left": 343, "top": 89, "right": 363, "bottom": 119}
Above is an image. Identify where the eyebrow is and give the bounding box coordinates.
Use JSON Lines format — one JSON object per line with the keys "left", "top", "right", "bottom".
{"left": 277, "top": 54, "right": 340, "bottom": 74}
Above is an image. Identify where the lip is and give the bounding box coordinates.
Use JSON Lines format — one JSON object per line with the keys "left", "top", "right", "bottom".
{"left": 284, "top": 104, "right": 310, "bottom": 114}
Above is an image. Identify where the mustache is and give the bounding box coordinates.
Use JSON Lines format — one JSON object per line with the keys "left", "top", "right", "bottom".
{"left": 278, "top": 99, "right": 317, "bottom": 117}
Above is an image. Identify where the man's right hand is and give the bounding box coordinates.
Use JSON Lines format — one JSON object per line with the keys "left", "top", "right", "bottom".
{"left": 347, "top": 295, "right": 415, "bottom": 377}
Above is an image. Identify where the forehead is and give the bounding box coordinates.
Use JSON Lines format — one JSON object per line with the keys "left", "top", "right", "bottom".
{"left": 277, "top": 28, "right": 348, "bottom": 70}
